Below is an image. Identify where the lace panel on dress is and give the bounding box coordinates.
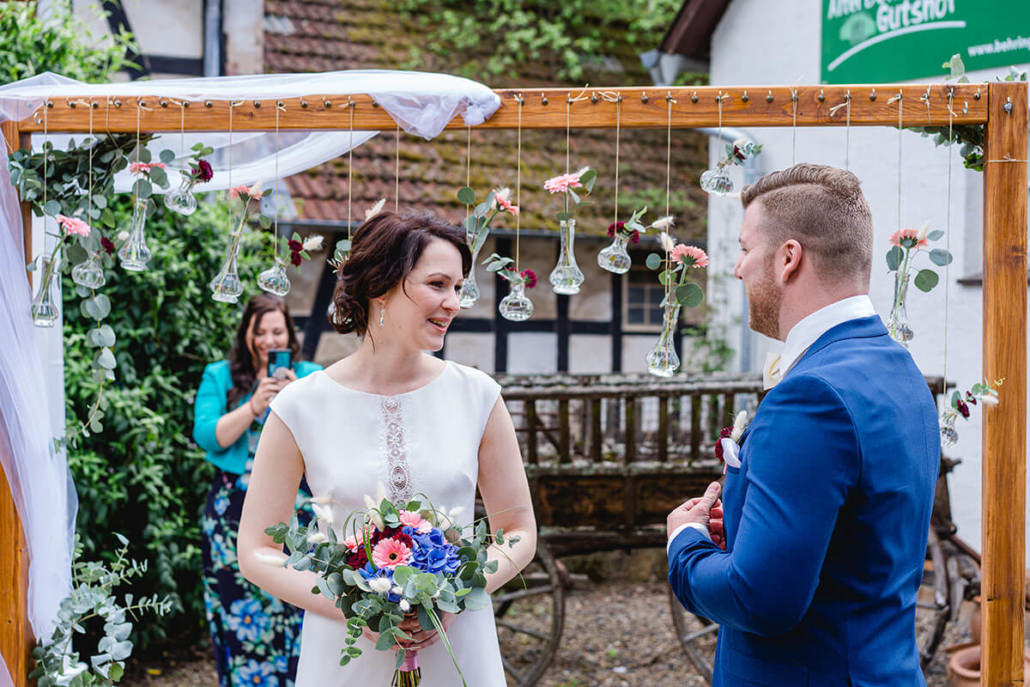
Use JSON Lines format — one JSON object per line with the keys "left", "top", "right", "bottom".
{"left": 380, "top": 397, "right": 413, "bottom": 502}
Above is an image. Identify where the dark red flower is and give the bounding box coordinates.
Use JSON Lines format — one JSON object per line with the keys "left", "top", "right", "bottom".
{"left": 346, "top": 548, "right": 368, "bottom": 569}
{"left": 521, "top": 269, "right": 537, "bottom": 289}
{"left": 630, "top": 230, "right": 640, "bottom": 245}
{"left": 191, "top": 159, "right": 213, "bottom": 182}
{"left": 965, "top": 391, "right": 977, "bottom": 405}
{"left": 732, "top": 145, "right": 746, "bottom": 162}
{"left": 956, "top": 398, "right": 970, "bottom": 418}
{"left": 607, "top": 221, "right": 625, "bottom": 238}
{"left": 289, "top": 239, "right": 303, "bottom": 252}
{"left": 290, "top": 251, "right": 303, "bottom": 266}
{"left": 100, "top": 237, "right": 115, "bottom": 254}
{"left": 714, "top": 426, "right": 733, "bottom": 462}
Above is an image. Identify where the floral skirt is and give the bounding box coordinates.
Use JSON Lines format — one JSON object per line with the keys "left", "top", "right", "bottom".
{"left": 201, "top": 468, "right": 310, "bottom": 687}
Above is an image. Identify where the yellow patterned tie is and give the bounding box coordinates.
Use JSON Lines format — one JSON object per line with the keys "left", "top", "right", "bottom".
{"left": 763, "top": 352, "right": 783, "bottom": 390}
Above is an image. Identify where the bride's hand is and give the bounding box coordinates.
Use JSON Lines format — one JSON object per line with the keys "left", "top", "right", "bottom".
{"left": 395, "top": 611, "right": 457, "bottom": 651}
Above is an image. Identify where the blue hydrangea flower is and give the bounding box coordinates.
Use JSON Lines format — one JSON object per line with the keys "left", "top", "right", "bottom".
{"left": 235, "top": 659, "right": 277, "bottom": 687}
{"left": 359, "top": 564, "right": 401, "bottom": 602}
{"left": 226, "top": 598, "right": 269, "bottom": 643}
{"left": 406, "top": 528, "right": 460, "bottom": 576}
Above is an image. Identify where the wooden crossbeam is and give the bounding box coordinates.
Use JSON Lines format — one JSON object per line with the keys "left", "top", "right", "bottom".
{"left": 15, "top": 84, "right": 988, "bottom": 134}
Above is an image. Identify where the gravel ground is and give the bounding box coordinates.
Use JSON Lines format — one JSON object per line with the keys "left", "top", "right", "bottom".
{"left": 125, "top": 580, "right": 979, "bottom": 687}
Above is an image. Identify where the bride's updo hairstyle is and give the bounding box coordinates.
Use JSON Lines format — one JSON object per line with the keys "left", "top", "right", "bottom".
{"left": 331, "top": 211, "right": 471, "bottom": 336}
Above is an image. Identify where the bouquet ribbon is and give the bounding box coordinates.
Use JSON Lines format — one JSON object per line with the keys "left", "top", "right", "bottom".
{"left": 392, "top": 649, "right": 421, "bottom": 687}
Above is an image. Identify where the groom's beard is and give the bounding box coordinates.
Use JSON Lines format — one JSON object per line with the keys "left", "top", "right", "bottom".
{"left": 746, "top": 266, "right": 781, "bottom": 340}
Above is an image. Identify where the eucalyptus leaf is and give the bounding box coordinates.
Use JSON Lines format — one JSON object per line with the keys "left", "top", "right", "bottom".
{"left": 159, "top": 149, "right": 176, "bottom": 164}
{"left": 927, "top": 230, "right": 945, "bottom": 241}
{"left": 43, "top": 200, "right": 62, "bottom": 216}
{"left": 914, "top": 269, "right": 940, "bottom": 292}
{"left": 929, "top": 248, "right": 953, "bottom": 266}
{"left": 96, "top": 347, "right": 117, "bottom": 370}
{"left": 885, "top": 246, "right": 902, "bottom": 271}
{"left": 456, "top": 187, "right": 476, "bottom": 205}
{"left": 92, "top": 194, "right": 107, "bottom": 210}
{"left": 134, "top": 179, "right": 152, "bottom": 199}
{"left": 676, "top": 283, "right": 704, "bottom": 308}
{"left": 93, "top": 294, "right": 112, "bottom": 319}
{"left": 645, "top": 253, "right": 662, "bottom": 270}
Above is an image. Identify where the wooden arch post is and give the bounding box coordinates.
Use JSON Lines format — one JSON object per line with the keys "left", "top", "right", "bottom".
{"left": 981, "top": 80, "right": 1028, "bottom": 687}
{"left": 0, "top": 83, "right": 1025, "bottom": 687}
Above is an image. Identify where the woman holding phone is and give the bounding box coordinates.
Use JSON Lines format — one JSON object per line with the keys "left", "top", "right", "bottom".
{"left": 193, "top": 293, "right": 322, "bottom": 687}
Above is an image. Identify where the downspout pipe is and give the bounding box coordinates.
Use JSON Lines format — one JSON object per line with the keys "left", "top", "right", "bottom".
{"left": 697, "top": 127, "right": 763, "bottom": 374}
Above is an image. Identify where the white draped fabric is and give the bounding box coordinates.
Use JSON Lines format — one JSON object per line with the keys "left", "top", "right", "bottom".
{"left": 0, "top": 70, "right": 501, "bottom": 192}
{"left": 0, "top": 69, "right": 501, "bottom": 686}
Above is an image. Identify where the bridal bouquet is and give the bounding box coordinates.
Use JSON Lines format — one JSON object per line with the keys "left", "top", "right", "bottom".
{"left": 265, "top": 492, "right": 518, "bottom": 687}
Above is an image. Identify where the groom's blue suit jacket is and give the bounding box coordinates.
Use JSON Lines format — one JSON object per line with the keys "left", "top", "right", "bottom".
{"left": 669, "top": 316, "right": 939, "bottom": 686}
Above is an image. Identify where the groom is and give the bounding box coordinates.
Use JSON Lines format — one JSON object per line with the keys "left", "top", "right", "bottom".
{"left": 667, "top": 164, "right": 939, "bottom": 686}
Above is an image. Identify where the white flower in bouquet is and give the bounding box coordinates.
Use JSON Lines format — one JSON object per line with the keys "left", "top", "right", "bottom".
{"left": 399, "top": 599, "right": 411, "bottom": 612}
{"left": 307, "top": 531, "right": 327, "bottom": 545}
{"left": 730, "top": 410, "right": 749, "bottom": 443}
{"left": 659, "top": 231, "right": 676, "bottom": 253}
{"left": 652, "top": 216, "right": 676, "bottom": 232}
{"left": 368, "top": 577, "right": 393, "bottom": 595}
{"left": 312, "top": 503, "right": 335, "bottom": 527}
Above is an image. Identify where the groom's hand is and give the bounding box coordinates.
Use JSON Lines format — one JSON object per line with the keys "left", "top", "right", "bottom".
{"left": 667, "top": 481, "right": 725, "bottom": 549}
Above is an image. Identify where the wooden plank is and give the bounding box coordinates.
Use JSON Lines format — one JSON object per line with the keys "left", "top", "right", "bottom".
{"left": 590, "top": 399, "right": 602, "bottom": 463}
{"left": 980, "top": 80, "right": 1028, "bottom": 687}
{"left": 558, "top": 400, "right": 570, "bottom": 464}
{"left": 657, "top": 396, "right": 669, "bottom": 463}
{"left": 15, "top": 84, "right": 989, "bottom": 134}
{"left": 0, "top": 121, "right": 32, "bottom": 687}
{"left": 690, "top": 394, "right": 702, "bottom": 462}
{"left": 525, "top": 400, "right": 538, "bottom": 465}
{"left": 624, "top": 397, "right": 636, "bottom": 464}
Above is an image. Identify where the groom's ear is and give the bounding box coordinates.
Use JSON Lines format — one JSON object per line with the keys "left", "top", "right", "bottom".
{"left": 777, "top": 239, "right": 804, "bottom": 284}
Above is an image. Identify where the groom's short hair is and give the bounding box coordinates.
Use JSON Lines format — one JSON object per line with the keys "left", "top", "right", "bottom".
{"left": 741, "top": 163, "right": 872, "bottom": 287}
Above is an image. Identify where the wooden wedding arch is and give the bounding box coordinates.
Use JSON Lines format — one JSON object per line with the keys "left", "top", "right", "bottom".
{"left": 1, "top": 81, "right": 1026, "bottom": 686}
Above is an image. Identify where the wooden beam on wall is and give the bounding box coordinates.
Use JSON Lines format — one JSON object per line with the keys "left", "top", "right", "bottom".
{"left": 0, "top": 120, "right": 32, "bottom": 687}
{"left": 16, "top": 84, "right": 988, "bottom": 134}
{"left": 980, "top": 80, "right": 1028, "bottom": 687}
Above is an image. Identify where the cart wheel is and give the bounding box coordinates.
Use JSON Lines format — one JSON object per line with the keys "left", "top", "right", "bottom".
{"left": 668, "top": 583, "right": 717, "bottom": 684}
{"left": 494, "top": 541, "right": 566, "bottom": 687}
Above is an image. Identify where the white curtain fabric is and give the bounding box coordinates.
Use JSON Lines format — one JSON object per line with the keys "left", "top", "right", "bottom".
{"left": 0, "top": 143, "right": 77, "bottom": 665}
{"left": 0, "top": 70, "right": 501, "bottom": 683}
{"left": 0, "top": 70, "right": 501, "bottom": 193}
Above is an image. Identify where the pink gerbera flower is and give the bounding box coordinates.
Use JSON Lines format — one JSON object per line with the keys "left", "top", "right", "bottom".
{"left": 496, "top": 195, "right": 519, "bottom": 216}
{"left": 398, "top": 510, "right": 432, "bottom": 533}
{"left": 56, "top": 214, "right": 91, "bottom": 237}
{"left": 343, "top": 531, "right": 364, "bottom": 551}
{"left": 671, "top": 244, "right": 709, "bottom": 268}
{"left": 371, "top": 537, "right": 411, "bottom": 569}
{"left": 889, "top": 228, "right": 928, "bottom": 249}
{"left": 543, "top": 168, "right": 587, "bottom": 194}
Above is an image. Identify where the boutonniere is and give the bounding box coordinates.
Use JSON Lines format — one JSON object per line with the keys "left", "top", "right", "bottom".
{"left": 714, "top": 410, "right": 749, "bottom": 471}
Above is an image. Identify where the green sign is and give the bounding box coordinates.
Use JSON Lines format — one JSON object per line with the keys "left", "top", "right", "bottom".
{"left": 821, "top": 0, "right": 1030, "bottom": 83}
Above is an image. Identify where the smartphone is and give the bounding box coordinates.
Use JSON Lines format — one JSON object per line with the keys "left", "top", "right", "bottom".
{"left": 268, "top": 348, "right": 292, "bottom": 379}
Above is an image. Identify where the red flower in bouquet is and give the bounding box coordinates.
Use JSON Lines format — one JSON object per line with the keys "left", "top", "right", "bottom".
{"left": 191, "top": 159, "right": 214, "bottom": 182}
{"left": 101, "top": 237, "right": 115, "bottom": 254}
{"left": 607, "top": 221, "right": 624, "bottom": 238}
{"left": 713, "top": 426, "right": 733, "bottom": 462}
{"left": 520, "top": 269, "right": 537, "bottom": 289}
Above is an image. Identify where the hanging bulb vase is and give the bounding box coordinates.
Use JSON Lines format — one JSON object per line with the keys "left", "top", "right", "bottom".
{"left": 886, "top": 272, "right": 914, "bottom": 346}
{"left": 940, "top": 412, "right": 958, "bottom": 448}
{"left": 257, "top": 260, "right": 291, "bottom": 297}
{"left": 700, "top": 167, "right": 733, "bottom": 195}
{"left": 598, "top": 234, "right": 632, "bottom": 274}
{"left": 646, "top": 295, "right": 681, "bottom": 377}
{"left": 499, "top": 280, "right": 534, "bottom": 322}
{"left": 459, "top": 241, "right": 485, "bottom": 308}
{"left": 164, "top": 174, "right": 198, "bottom": 216}
{"left": 71, "top": 254, "right": 106, "bottom": 289}
{"left": 549, "top": 219, "right": 584, "bottom": 295}
{"left": 30, "top": 255, "right": 61, "bottom": 327}
{"left": 118, "top": 198, "right": 152, "bottom": 272}
{"left": 210, "top": 231, "right": 244, "bottom": 303}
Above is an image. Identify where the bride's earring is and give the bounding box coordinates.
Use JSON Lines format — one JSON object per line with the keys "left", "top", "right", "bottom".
{"left": 379, "top": 299, "right": 386, "bottom": 327}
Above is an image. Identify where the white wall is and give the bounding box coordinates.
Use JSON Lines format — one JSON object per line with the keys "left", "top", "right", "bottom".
{"left": 707, "top": 0, "right": 1030, "bottom": 559}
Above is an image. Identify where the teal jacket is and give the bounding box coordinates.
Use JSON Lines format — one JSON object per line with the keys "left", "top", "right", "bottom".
{"left": 192, "top": 359, "right": 322, "bottom": 474}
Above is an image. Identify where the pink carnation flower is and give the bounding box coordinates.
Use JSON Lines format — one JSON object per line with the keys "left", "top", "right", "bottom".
{"left": 129, "top": 161, "right": 166, "bottom": 175}
{"left": 889, "top": 228, "right": 928, "bottom": 249}
{"left": 56, "top": 214, "right": 91, "bottom": 237}
{"left": 671, "top": 244, "right": 709, "bottom": 268}
{"left": 496, "top": 195, "right": 519, "bottom": 216}
{"left": 343, "top": 532, "right": 364, "bottom": 551}
{"left": 398, "top": 510, "right": 432, "bottom": 533}
{"left": 371, "top": 537, "right": 411, "bottom": 569}
{"left": 544, "top": 171, "right": 585, "bottom": 194}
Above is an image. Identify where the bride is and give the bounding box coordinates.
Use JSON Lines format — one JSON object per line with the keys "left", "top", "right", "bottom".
{"left": 237, "top": 211, "right": 537, "bottom": 685}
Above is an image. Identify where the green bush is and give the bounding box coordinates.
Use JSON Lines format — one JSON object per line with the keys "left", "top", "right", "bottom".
{"left": 62, "top": 198, "right": 270, "bottom": 648}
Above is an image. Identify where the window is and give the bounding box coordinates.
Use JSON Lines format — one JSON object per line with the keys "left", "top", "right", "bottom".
{"left": 623, "top": 264, "right": 667, "bottom": 331}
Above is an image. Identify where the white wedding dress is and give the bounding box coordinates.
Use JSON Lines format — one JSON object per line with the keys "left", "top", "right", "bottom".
{"left": 269, "top": 359, "right": 507, "bottom": 686}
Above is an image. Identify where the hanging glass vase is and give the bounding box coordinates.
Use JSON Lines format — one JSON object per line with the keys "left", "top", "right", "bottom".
{"left": 210, "top": 230, "right": 244, "bottom": 304}
{"left": 459, "top": 241, "right": 484, "bottom": 308}
{"left": 598, "top": 234, "right": 632, "bottom": 274}
{"left": 71, "top": 253, "right": 106, "bottom": 289}
{"left": 549, "top": 219, "right": 584, "bottom": 295}
{"left": 886, "top": 272, "right": 914, "bottom": 346}
{"left": 118, "top": 197, "right": 152, "bottom": 272}
{"left": 164, "top": 174, "right": 198, "bottom": 216}
{"left": 499, "top": 279, "right": 534, "bottom": 322}
{"left": 257, "top": 260, "right": 291, "bottom": 297}
{"left": 646, "top": 295, "right": 682, "bottom": 377}
{"left": 30, "top": 255, "right": 61, "bottom": 328}
{"left": 700, "top": 167, "right": 733, "bottom": 195}
{"left": 939, "top": 411, "right": 959, "bottom": 448}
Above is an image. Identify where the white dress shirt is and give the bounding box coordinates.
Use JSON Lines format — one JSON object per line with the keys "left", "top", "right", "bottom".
{"left": 668, "top": 294, "right": 877, "bottom": 551}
